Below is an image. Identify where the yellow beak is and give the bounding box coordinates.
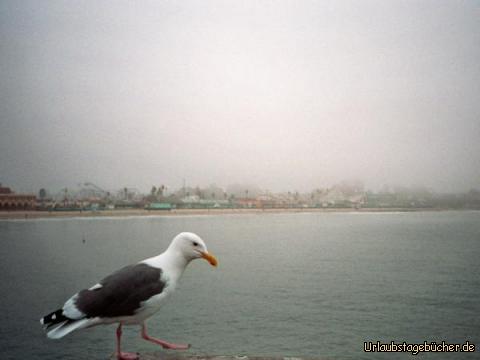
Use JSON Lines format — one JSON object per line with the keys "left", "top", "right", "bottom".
{"left": 200, "top": 251, "right": 218, "bottom": 267}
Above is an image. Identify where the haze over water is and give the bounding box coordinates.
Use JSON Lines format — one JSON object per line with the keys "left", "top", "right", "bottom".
{"left": 0, "top": 211, "right": 479, "bottom": 359}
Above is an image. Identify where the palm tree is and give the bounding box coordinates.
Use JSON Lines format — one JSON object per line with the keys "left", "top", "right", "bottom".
{"left": 157, "top": 185, "right": 165, "bottom": 199}
{"left": 39, "top": 188, "right": 46, "bottom": 200}
{"left": 39, "top": 188, "right": 47, "bottom": 208}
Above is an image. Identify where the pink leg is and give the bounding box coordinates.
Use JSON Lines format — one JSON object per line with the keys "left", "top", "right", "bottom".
{"left": 141, "top": 322, "right": 190, "bottom": 350}
{"left": 116, "top": 323, "right": 139, "bottom": 360}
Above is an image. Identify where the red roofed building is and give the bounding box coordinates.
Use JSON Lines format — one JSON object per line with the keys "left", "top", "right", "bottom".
{"left": 0, "top": 185, "right": 36, "bottom": 210}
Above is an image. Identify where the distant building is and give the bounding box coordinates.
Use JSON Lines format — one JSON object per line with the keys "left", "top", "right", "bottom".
{"left": 255, "top": 194, "right": 277, "bottom": 208}
{"left": 0, "top": 185, "right": 36, "bottom": 210}
{"left": 235, "top": 197, "right": 257, "bottom": 208}
{"left": 0, "top": 185, "right": 12, "bottom": 195}
{"left": 145, "top": 202, "right": 172, "bottom": 210}
{"left": 313, "top": 186, "right": 365, "bottom": 208}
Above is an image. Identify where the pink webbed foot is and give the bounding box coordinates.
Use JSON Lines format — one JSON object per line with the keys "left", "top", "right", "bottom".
{"left": 157, "top": 340, "right": 191, "bottom": 350}
{"left": 117, "top": 352, "right": 139, "bottom": 360}
{"left": 141, "top": 323, "right": 190, "bottom": 350}
{"left": 143, "top": 334, "right": 191, "bottom": 350}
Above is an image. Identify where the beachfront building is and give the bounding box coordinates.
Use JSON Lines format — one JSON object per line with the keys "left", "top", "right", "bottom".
{"left": 0, "top": 185, "right": 36, "bottom": 210}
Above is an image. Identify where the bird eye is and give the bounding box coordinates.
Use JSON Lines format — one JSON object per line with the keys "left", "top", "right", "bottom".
{"left": 192, "top": 241, "right": 199, "bottom": 247}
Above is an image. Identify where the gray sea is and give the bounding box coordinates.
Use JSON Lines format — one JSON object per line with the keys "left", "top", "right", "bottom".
{"left": 0, "top": 211, "right": 479, "bottom": 360}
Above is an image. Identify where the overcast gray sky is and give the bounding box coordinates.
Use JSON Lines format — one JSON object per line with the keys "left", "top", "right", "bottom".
{"left": 1, "top": 0, "right": 479, "bottom": 194}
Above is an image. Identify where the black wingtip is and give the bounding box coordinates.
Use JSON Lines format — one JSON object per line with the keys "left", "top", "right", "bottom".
{"left": 41, "top": 309, "right": 68, "bottom": 329}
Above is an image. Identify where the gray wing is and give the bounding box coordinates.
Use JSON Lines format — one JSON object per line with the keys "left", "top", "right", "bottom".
{"left": 74, "top": 263, "right": 166, "bottom": 318}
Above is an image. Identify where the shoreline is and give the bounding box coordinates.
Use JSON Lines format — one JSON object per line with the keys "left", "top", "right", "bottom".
{"left": 0, "top": 207, "right": 475, "bottom": 220}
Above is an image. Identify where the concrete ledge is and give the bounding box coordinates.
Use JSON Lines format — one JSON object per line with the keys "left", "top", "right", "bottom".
{"left": 111, "top": 353, "right": 324, "bottom": 360}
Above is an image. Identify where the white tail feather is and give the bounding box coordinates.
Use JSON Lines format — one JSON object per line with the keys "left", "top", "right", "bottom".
{"left": 47, "top": 318, "right": 91, "bottom": 339}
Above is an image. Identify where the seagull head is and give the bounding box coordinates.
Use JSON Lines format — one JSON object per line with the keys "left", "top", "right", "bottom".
{"left": 169, "top": 232, "right": 218, "bottom": 266}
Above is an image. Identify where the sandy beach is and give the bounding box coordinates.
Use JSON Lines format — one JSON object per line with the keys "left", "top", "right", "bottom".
{"left": 0, "top": 207, "right": 455, "bottom": 220}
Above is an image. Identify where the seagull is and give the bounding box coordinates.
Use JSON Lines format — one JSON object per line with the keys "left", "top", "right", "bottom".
{"left": 40, "top": 232, "right": 218, "bottom": 360}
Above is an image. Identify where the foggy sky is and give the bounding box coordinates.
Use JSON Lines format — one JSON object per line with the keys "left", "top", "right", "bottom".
{"left": 1, "top": 1, "right": 479, "bottom": 194}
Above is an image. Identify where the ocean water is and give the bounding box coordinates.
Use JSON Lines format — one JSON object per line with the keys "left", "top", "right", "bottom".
{"left": 0, "top": 211, "right": 479, "bottom": 360}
